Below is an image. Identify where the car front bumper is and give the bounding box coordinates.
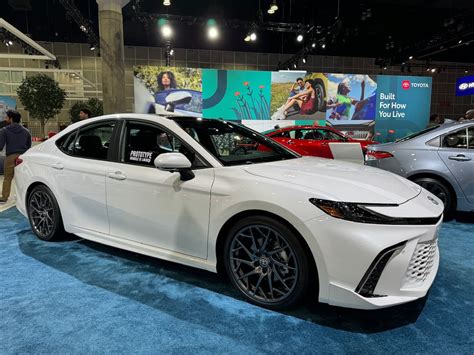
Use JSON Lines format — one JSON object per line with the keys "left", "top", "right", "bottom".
{"left": 303, "top": 190, "right": 442, "bottom": 310}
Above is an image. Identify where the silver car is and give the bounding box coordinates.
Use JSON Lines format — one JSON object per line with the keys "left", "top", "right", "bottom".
{"left": 365, "top": 121, "right": 474, "bottom": 215}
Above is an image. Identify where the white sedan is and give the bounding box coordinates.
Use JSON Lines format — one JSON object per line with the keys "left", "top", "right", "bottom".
{"left": 14, "top": 114, "right": 443, "bottom": 310}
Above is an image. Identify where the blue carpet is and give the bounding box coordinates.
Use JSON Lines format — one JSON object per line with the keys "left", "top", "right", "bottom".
{"left": 0, "top": 207, "right": 473, "bottom": 354}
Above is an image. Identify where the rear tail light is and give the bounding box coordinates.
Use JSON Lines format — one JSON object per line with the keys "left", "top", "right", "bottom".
{"left": 15, "top": 157, "right": 23, "bottom": 166}
{"left": 365, "top": 151, "right": 393, "bottom": 160}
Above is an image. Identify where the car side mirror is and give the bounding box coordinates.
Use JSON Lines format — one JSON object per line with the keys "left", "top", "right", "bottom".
{"left": 164, "top": 91, "right": 192, "bottom": 112}
{"left": 154, "top": 153, "right": 195, "bottom": 181}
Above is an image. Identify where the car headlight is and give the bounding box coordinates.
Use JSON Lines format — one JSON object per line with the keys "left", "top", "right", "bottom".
{"left": 309, "top": 198, "right": 442, "bottom": 225}
{"left": 309, "top": 198, "right": 396, "bottom": 224}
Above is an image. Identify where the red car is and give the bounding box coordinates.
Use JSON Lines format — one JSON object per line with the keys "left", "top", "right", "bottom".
{"left": 264, "top": 125, "right": 377, "bottom": 159}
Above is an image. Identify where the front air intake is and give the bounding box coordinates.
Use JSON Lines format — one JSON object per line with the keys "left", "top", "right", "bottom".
{"left": 355, "top": 241, "right": 406, "bottom": 297}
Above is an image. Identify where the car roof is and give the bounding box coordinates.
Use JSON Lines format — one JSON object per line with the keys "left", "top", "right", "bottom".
{"left": 266, "top": 125, "right": 335, "bottom": 135}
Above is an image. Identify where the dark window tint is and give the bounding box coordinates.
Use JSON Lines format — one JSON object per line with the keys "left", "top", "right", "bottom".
{"left": 468, "top": 127, "right": 474, "bottom": 149}
{"left": 73, "top": 122, "right": 115, "bottom": 160}
{"left": 123, "top": 122, "right": 206, "bottom": 168}
{"left": 442, "top": 128, "right": 468, "bottom": 149}
{"left": 56, "top": 130, "right": 77, "bottom": 155}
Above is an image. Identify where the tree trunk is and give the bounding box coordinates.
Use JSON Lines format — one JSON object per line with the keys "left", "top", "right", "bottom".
{"left": 40, "top": 119, "right": 45, "bottom": 139}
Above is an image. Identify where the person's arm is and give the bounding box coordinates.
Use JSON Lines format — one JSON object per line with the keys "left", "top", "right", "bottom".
{"left": 291, "top": 88, "right": 312, "bottom": 100}
{"left": 26, "top": 130, "right": 32, "bottom": 150}
{"left": 0, "top": 129, "right": 5, "bottom": 151}
{"left": 360, "top": 80, "right": 365, "bottom": 101}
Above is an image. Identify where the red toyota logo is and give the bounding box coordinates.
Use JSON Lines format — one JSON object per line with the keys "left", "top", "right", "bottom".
{"left": 402, "top": 80, "right": 410, "bottom": 90}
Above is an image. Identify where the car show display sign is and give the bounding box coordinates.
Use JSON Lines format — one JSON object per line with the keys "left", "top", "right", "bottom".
{"left": 375, "top": 75, "right": 433, "bottom": 142}
{"left": 455, "top": 75, "right": 474, "bottom": 96}
{"left": 134, "top": 66, "right": 433, "bottom": 142}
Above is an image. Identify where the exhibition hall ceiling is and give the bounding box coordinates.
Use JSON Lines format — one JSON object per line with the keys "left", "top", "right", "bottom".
{"left": 3, "top": 0, "right": 474, "bottom": 63}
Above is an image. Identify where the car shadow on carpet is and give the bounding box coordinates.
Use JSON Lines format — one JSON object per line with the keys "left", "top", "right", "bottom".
{"left": 16, "top": 228, "right": 428, "bottom": 334}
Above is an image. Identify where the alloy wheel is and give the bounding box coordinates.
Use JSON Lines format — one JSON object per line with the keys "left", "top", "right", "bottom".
{"left": 29, "top": 190, "right": 55, "bottom": 238}
{"left": 229, "top": 224, "right": 299, "bottom": 304}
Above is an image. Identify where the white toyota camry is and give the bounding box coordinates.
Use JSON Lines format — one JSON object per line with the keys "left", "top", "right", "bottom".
{"left": 14, "top": 114, "right": 443, "bottom": 310}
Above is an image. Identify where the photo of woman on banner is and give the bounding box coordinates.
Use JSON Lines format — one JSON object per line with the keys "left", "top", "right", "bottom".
{"left": 281, "top": 79, "right": 318, "bottom": 118}
{"left": 157, "top": 71, "right": 178, "bottom": 91}
{"left": 327, "top": 79, "right": 365, "bottom": 119}
{"left": 134, "top": 66, "right": 203, "bottom": 117}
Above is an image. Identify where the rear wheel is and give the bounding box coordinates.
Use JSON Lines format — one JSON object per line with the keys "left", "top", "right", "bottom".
{"left": 27, "top": 185, "right": 64, "bottom": 241}
{"left": 412, "top": 177, "right": 455, "bottom": 217}
{"left": 223, "top": 216, "right": 310, "bottom": 309}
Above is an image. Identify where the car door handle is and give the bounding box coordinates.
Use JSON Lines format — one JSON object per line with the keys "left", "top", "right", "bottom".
{"left": 287, "top": 140, "right": 295, "bottom": 145}
{"left": 448, "top": 155, "right": 471, "bottom": 162}
{"left": 52, "top": 162, "right": 64, "bottom": 170}
{"left": 107, "top": 172, "right": 127, "bottom": 181}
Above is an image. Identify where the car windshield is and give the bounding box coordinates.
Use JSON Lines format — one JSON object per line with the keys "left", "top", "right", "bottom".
{"left": 395, "top": 125, "right": 440, "bottom": 143}
{"left": 173, "top": 118, "right": 299, "bottom": 166}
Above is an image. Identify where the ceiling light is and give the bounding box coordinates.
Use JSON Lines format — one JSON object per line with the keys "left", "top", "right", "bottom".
{"left": 267, "top": 8, "right": 275, "bottom": 14}
{"left": 465, "top": 70, "right": 469, "bottom": 74}
{"left": 383, "top": 66, "right": 387, "bottom": 70}
{"left": 431, "top": 68, "right": 436, "bottom": 73}
{"left": 250, "top": 32, "right": 257, "bottom": 41}
{"left": 270, "top": 0, "right": 278, "bottom": 11}
{"left": 170, "top": 49, "right": 174, "bottom": 56}
{"left": 297, "top": 34, "right": 303, "bottom": 42}
{"left": 7, "top": 40, "right": 13, "bottom": 46}
{"left": 302, "top": 56, "right": 307, "bottom": 64}
{"left": 208, "top": 26, "right": 219, "bottom": 40}
{"left": 312, "top": 43, "right": 316, "bottom": 48}
{"left": 409, "top": 56, "right": 413, "bottom": 60}
{"left": 321, "top": 43, "right": 326, "bottom": 49}
{"left": 161, "top": 24, "right": 172, "bottom": 38}
{"left": 458, "top": 39, "right": 463, "bottom": 44}
{"left": 244, "top": 35, "right": 251, "bottom": 42}
{"left": 163, "top": 0, "right": 171, "bottom": 5}
{"left": 79, "top": 25, "right": 87, "bottom": 33}
{"left": 293, "top": 63, "right": 297, "bottom": 69}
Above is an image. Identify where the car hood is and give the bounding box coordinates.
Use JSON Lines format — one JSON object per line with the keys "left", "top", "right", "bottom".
{"left": 243, "top": 157, "right": 421, "bottom": 204}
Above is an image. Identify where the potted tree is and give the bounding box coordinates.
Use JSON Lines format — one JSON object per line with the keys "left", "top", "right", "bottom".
{"left": 17, "top": 73, "right": 66, "bottom": 139}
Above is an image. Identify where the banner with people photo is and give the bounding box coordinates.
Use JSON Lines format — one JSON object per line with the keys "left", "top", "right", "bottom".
{"left": 134, "top": 66, "right": 203, "bottom": 117}
{"left": 133, "top": 66, "right": 433, "bottom": 142}
{"left": 269, "top": 71, "right": 327, "bottom": 122}
{"left": 0, "top": 96, "right": 17, "bottom": 118}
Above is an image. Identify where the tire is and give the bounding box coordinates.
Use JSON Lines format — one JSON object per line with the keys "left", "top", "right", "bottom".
{"left": 27, "top": 185, "right": 65, "bottom": 241}
{"left": 223, "top": 215, "right": 310, "bottom": 310}
{"left": 314, "top": 81, "right": 326, "bottom": 112}
{"left": 412, "top": 177, "right": 455, "bottom": 217}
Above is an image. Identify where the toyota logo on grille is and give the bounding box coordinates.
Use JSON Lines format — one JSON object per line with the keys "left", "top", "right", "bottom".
{"left": 427, "top": 196, "right": 439, "bottom": 205}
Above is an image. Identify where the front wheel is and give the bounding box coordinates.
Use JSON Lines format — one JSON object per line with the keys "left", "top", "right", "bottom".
{"left": 223, "top": 216, "right": 310, "bottom": 309}
{"left": 27, "top": 185, "right": 65, "bottom": 241}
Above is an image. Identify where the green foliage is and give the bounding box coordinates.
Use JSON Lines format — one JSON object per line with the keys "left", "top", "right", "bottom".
{"left": 134, "top": 66, "right": 202, "bottom": 93}
{"left": 16, "top": 74, "right": 66, "bottom": 134}
{"left": 270, "top": 82, "right": 292, "bottom": 115}
{"left": 69, "top": 98, "right": 104, "bottom": 123}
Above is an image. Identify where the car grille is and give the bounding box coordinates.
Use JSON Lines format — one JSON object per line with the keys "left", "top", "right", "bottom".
{"left": 403, "top": 238, "right": 438, "bottom": 288}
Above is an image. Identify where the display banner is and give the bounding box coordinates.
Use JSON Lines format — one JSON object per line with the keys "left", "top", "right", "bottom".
{"left": 375, "top": 75, "right": 432, "bottom": 142}
{"left": 202, "top": 69, "right": 271, "bottom": 120}
{"left": 134, "top": 65, "right": 433, "bottom": 141}
{"left": 455, "top": 75, "right": 474, "bottom": 96}
{"left": 134, "top": 66, "right": 202, "bottom": 117}
{"left": 0, "top": 96, "right": 17, "bottom": 117}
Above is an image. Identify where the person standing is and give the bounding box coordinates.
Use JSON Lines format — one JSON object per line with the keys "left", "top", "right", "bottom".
{"left": 79, "top": 108, "right": 92, "bottom": 120}
{"left": 0, "top": 110, "right": 31, "bottom": 203}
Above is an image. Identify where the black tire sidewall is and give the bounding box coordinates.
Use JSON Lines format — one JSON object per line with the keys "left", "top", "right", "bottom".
{"left": 27, "top": 185, "right": 64, "bottom": 241}
{"left": 223, "top": 215, "right": 310, "bottom": 310}
{"left": 414, "top": 177, "right": 455, "bottom": 217}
